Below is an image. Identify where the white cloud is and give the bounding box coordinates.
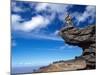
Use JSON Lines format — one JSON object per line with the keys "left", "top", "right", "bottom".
{"left": 11, "top": 2, "right": 73, "bottom": 32}
{"left": 35, "top": 34, "right": 62, "bottom": 41}
{"left": 35, "top": 3, "right": 72, "bottom": 21}
{"left": 20, "top": 15, "right": 50, "bottom": 32}
{"left": 11, "top": 14, "right": 22, "bottom": 30}
{"left": 59, "top": 44, "right": 77, "bottom": 50}
{"left": 35, "top": 3, "right": 96, "bottom": 26}
{"left": 11, "top": 3, "right": 73, "bottom": 41}
{"left": 72, "top": 5, "right": 96, "bottom": 25}
{"left": 12, "top": 14, "right": 50, "bottom": 32}
{"left": 12, "top": 14, "right": 22, "bottom": 23}
{"left": 11, "top": 14, "right": 63, "bottom": 41}
{"left": 35, "top": 3, "right": 49, "bottom": 12}
{"left": 11, "top": 1, "right": 24, "bottom": 12}
{"left": 54, "top": 30, "right": 59, "bottom": 35}
{"left": 12, "top": 3, "right": 95, "bottom": 41}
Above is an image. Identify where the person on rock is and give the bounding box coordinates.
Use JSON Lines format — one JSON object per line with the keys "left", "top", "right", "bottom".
{"left": 65, "top": 14, "right": 73, "bottom": 27}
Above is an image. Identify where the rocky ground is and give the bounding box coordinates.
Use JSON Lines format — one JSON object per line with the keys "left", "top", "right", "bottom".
{"left": 34, "top": 25, "right": 96, "bottom": 73}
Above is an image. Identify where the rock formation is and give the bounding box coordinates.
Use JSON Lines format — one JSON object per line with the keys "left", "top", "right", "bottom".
{"left": 35, "top": 25, "right": 96, "bottom": 73}
{"left": 59, "top": 25, "right": 96, "bottom": 69}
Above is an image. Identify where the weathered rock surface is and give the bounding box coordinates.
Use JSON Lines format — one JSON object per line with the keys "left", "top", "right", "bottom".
{"left": 35, "top": 25, "right": 96, "bottom": 73}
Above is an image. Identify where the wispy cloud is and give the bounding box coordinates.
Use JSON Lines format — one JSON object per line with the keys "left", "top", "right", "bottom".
{"left": 11, "top": 2, "right": 73, "bottom": 41}
{"left": 11, "top": 1, "right": 25, "bottom": 12}
{"left": 54, "top": 30, "right": 60, "bottom": 35}
{"left": 11, "top": 2, "right": 72, "bottom": 32}
{"left": 35, "top": 3, "right": 49, "bottom": 12}
{"left": 35, "top": 3, "right": 72, "bottom": 21}
{"left": 11, "top": 14, "right": 63, "bottom": 41}
{"left": 11, "top": 2, "right": 96, "bottom": 42}
{"left": 71, "top": 5, "right": 96, "bottom": 26}
{"left": 14, "top": 31, "right": 63, "bottom": 41}
{"left": 59, "top": 44, "right": 78, "bottom": 50}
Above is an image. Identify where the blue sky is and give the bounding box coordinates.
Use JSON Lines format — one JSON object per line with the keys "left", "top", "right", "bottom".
{"left": 11, "top": 1, "right": 96, "bottom": 67}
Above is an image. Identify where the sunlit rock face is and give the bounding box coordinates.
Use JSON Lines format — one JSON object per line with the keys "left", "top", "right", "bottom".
{"left": 35, "top": 25, "right": 96, "bottom": 73}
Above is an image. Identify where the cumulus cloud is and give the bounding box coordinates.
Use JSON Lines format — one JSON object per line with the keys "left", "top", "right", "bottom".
{"left": 19, "top": 15, "right": 50, "bottom": 32}
{"left": 12, "top": 14, "right": 50, "bottom": 32}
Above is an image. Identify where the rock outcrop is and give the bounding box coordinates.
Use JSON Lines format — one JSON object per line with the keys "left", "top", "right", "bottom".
{"left": 35, "top": 25, "right": 96, "bottom": 73}
{"left": 37, "top": 59, "right": 87, "bottom": 73}
{"left": 59, "top": 25, "right": 96, "bottom": 69}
